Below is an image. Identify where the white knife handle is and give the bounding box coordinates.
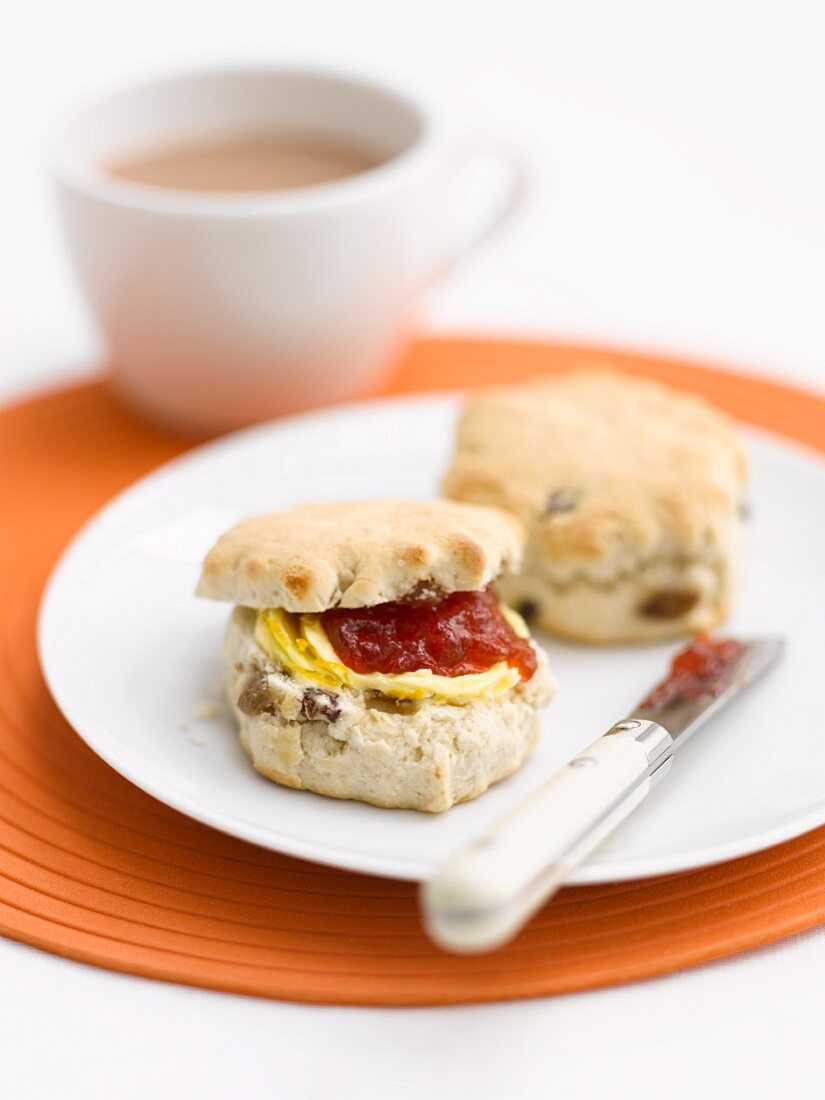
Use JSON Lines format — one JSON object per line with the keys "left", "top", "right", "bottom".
{"left": 422, "top": 720, "right": 673, "bottom": 953}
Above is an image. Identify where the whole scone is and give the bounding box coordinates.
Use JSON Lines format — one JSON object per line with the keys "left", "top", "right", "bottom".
{"left": 197, "top": 500, "right": 555, "bottom": 811}
{"left": 443, "top": 372, "right": 747, "bottom": 643}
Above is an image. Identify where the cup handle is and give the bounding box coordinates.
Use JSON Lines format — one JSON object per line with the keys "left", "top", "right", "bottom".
{"left": 424, "top": 134, "right": 529, "bottom": 287}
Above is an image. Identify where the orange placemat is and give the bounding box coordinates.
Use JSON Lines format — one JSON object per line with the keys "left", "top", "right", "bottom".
{"left": 2, "top": 335, "right": 824, "bottom": 1006}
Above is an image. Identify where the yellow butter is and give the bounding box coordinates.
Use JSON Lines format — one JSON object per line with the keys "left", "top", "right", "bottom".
{"left": 254, "top": 604, "right": 529, "bottom": 704}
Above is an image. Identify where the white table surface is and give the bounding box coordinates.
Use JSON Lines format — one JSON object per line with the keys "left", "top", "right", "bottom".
{"left": 2, "top": 2, "right": 824, "bottom": 1096}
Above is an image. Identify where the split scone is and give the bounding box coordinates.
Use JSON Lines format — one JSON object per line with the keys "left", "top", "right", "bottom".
{"left": 196, "top": 500, "right": 555, "bottom": 811}
{"left": 443, "top": 372, "right": 747, "bottom": 643}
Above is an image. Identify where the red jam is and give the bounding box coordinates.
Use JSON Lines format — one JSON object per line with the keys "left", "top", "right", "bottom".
{"left": 321, "top": 587, "right": 537, "bottom": 681}
{"left": 640, "top": 634, "right": 745, "bottom": 710}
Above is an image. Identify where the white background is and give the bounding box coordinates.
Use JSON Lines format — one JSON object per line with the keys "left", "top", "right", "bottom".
{"left": 2, "top": 1, "right": 824, "bottom": 1096}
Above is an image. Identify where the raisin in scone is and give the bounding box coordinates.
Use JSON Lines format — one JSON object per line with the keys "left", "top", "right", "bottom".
{"left": 443, "top": 372, "right": 746, "bottom": 643}
{"left": 196, "top": 500, "right": 555, "bottom": 811}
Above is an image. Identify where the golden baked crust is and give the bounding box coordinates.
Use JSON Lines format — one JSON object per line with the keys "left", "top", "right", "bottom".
{"left": 443, "top": 371, "right": 747, "bottom": 642}
{"left": 196, "top": 499, "right": 525, "bottom": 612}
{"left": 444, "top": 372, "right": 746, "bottom": 565}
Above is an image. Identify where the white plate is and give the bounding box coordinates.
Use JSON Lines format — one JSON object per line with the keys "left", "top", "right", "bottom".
{"left": 39, "top": 394, "right": 825, "bottom": 883}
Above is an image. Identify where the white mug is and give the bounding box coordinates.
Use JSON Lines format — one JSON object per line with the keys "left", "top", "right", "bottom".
{"left": 52, "top": 66, "right": 525, "bottom": 434}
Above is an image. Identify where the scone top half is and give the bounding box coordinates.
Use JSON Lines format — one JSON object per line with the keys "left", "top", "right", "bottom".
{"left": 197, "top": 500, "right": 554, "bottom": 812}
{"left": 444, "top": 371, "right": 747, "bottom": 643}
{"left": 196, "top": 500, "right": 550, "bottom": 706}
{"left": 197, "top": 499, "right": 526, "bottom": 614}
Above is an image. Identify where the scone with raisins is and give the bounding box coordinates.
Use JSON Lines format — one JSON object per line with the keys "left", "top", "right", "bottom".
{"left": 443, "top": 372, "right": 746, "bottom": 643}
{"left": 196, "top": 500, "right": 555, "bottom": 811}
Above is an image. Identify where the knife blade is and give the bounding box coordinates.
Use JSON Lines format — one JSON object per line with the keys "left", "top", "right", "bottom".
{"left": 422, "top": 636, "right": 784, "bottom": 954}
{"left": 632, "top": 635, "right": 784, "bottom": 742}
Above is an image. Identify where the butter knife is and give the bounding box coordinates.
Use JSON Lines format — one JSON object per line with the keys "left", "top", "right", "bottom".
{"left": 422, "top": 636, "right": 783, "bottom": 953}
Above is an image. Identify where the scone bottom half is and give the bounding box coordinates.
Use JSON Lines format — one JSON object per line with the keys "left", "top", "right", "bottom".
{"left": 197, "top": 500, "right": 556, "bottom": 812}
{"left": 444, "top": 370, "right": 747, "bottom": 644}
